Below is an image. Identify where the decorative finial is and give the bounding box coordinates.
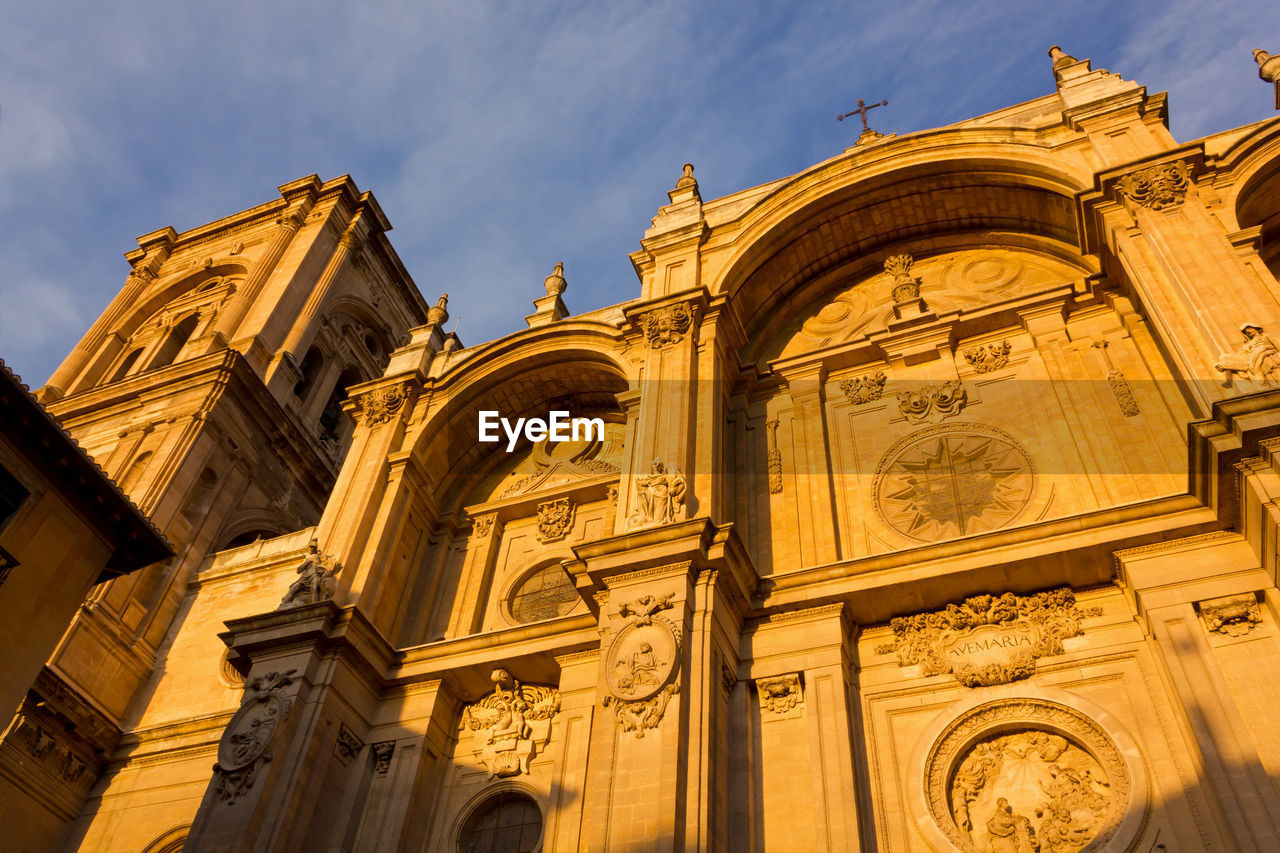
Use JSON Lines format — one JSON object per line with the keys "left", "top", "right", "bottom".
{"left": 427, "top": 293, "right": 449, "bottom": 326}
{"left": 1048, "top": 45, "right": 1077, "bottom": 74}
{"left": 837, "top": 98, "right": 889, "bottom": 145}
{"left": 1256, "top": 49, "right": 1280, "bottom": 109}
{"left": 675, "top": 163, "right": 698, "bottom": 191}
{"left": 884, "top": 253, "right": 921, "bottom": 303}
{"left": 543, "top": 262, "right": 567, "bottom": 297}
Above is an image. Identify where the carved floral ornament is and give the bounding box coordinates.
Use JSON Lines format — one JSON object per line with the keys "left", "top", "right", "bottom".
{"left": 897, "top": 379, "right": 967, "bottom": 424}
{"left": 602, "top": 593, "right": 683, "bottom": 736}
{"left": 886, "top": 588, "right": 1096, "bottom": 687}
{"left": 840, "top": 370, "right": 887, "bottom": 405}
{"left": 215, "top": 670, "right": 297, "bottom": 803}
{"left": 924, "top": 699, "right": 1135, "bottom": 853}
{"left": 1115, "top": 160, "right": 1194, "bottom": 211}
{"left": 462, "top": 668, "right": 561, "bottom": 779}
{"left": 963, "top": 341, "right": 1012, "bottom": 374}
{"left": 358, "top": 384, "right": 411, "bottom": 425}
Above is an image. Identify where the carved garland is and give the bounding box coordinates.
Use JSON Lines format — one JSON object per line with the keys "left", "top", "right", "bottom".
{"left": 601, "top": 593, "right": 683, "bottom": 737}
{"left": 924, "top": 699, "right": 1132, "bottom": 853}
{"left": 765, "top": 419, "right": 783, "bottom": 495}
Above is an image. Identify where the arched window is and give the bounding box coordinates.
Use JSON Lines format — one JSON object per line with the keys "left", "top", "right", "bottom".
{"left": 149, "top": 314, "right": 200, "bottom": 371}
{"left": 221, "top": 529, "right": 279, "bottom": 550}
{"left": 458, "top": 792, "right": 542, "bottom": 853}
{"left": 509, "top": 565, "right": 578, "bottom": 623}
{"left": 294, "top": 347, "right": 324, "bottom": 399}
{"left": 108, "top": 348, "right": 144, "bottom": 383}
{"left": 318, "top": 367, "right": 362, "bottom": 452}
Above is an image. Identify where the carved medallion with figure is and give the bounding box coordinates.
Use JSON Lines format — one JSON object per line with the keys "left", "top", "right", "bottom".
{"left": 602, "top": 593, "right": 683, "bottom": 736}
{"left": 215, "top": 670, "right": 297, "bottom": 802}
{"left": 874, "top": 424, "right": 1034, "bottom": 542}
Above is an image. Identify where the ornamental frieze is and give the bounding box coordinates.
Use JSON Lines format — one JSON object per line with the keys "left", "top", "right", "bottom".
{"left": 601, "top": 593, "right": 683, "bottom": 737}
{"left": 1116, "top": 160, "right": 1193, "bottom": 211}
{"left": 461, "top": 668, "right": 561, "bottom": 779}
{"left": 886, "top": 588, "right": 1094, "bottom": 687}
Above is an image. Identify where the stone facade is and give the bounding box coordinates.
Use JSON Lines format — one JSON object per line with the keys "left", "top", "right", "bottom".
{"left": 6, "top": 47, "right": 1280, "bottom": 852}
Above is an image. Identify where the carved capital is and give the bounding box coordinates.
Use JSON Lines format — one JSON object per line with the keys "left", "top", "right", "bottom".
{"left": 641, "top": 302, "right": 700, "bottom": 348}
{"left": 472, "top": 514, "right": 495, "bottom": 539}
{"left": 371, "top": 741, "right": 395, "bottom": 775}
{"left": 1116, "top": 160, "right": 1193, "bottom": 210}
{"left": 1199, "top": 593, "right": 1262, "bottom": 637}
{"left": 334, "top": 724, "right": 363, "bottom": 766}
{"left": 357, "top": 383, "right": 413, "bottom": 426}
{"left": 755, "top": 672, "right": 803, "bottom": 718}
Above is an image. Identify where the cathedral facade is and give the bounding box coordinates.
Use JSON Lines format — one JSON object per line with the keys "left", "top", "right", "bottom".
{"left": 6, "top": 47, "right": 1280, "bottom": 851}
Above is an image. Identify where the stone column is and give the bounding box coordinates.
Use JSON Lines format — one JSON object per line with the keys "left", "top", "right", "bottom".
{"left": 200, "top": 207, "right": 307, "bottom": 357}
{"left": 778, "top": 363, "right": 840, "bottom": 566}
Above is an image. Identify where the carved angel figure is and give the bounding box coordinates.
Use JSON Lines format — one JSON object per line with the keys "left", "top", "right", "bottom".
{"left": 1215, "top": 323, "right": 1280, "bottom": 386}
{"left": 630, "top": 459, "right": 687, "bottom": 526}
{"left": 985, "top": 798, "right": 1038, "bottom": 853}
{"left": 277, "top": 539, "right": 340, "bottom": 610}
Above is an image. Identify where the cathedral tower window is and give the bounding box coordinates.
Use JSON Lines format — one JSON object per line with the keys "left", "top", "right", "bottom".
{"left": 149, "top": 314, "right": 200, "bottom": 371}
{"left": 108, "top": 348, "right": 143, "bottom": 383}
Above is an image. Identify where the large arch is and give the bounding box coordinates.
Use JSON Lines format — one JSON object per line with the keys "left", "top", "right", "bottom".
{"left": 1220, "top": 121, "right": 1280, "bottom": 280}
{"left": 706, "top": 134, "right": 1093, "bottom": 365}
{"left": 408, "top": 323, "right": 630, "bottom": 512}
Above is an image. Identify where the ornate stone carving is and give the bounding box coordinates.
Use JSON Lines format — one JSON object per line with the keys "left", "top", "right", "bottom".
{"left": 765, "top": 419, "right": 783, "bottom": 495}
{"left": 629, "top": 458, "right": 687, "bottom": 527}
{"left": 897, "top": 380, "right": 967, "bottom": 424}
{"left": 359, "top": 385, "right": 408, "bottom": 425}
{"left": 602, "top": 593, "right": 683, "bottom": 737}
{"left": 1215, "top": 323, "right": 1280, "bottom": 385}
{"left": 885, "top": 253, "right": 921, "bottom": 302}
{"left": 1117, "top": 160, "right": 1193, "bottom": 210}
{"left": 839, "top": 370, "right": 887, "bottom": 405}
{"left": 462, "top": 668, "right": 561, "bottom": 779}
{"left": 277, "top": 539, "right": 340, "bottom": 610}
{"left": 214, "top": 670, "right": 297, "bottom": 803}
{"left": 963, "top": 341, "right": 1012, "bottom": 374}
{"left": 371, "top": 741, "right": 395, "bottom": 775}
{"left": 1258, "top": 49, "right": 1280, "bottom": 109}
{"left": 755, "top": 673, "right": 803, "bottom": 717}
{"left": 472, "top": 514, "right": 494, "bottom": 539}
{"left": 887, "top": 588, "right": 1088, "bottom": 686}
{"left": 926, "top": 700, "right": 1131, "bottom": 853}
{"left": 1092, "top": 341, "right": 1139, "bottom": 417}
{"left": 641, "top": 302, "right": 698, "bottom": 348}
{"left": 874, "top": 424, "right": 1034, "bottom": 542}
{"left": 535, "top": 498, "right": 575, "bottom": 543}
{"left": 334, "top": 724, "right": 362, "bottom": 766}
{"left": 1199, "top": 593, "right": 1262, "bottom": 637}
{"left": 720, "top": 662, "right": 737, "bottom": 699}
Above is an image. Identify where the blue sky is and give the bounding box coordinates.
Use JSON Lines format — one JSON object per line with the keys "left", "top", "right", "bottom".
{"left": 2, "top": 1, "right": 1276, "bottom": 385}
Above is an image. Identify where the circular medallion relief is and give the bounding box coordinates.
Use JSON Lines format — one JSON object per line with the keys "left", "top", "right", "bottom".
{"left": 217, "top": 691, "right": 288, "bottom": 771}
{"left": 874, "top": 423, "right": 1034, "bottom": 542}
{"left": 925, "top": 699, "right": 1131, "bottom": 853}
{"left": 605, "top": 620, "right": 679, "bottom": 702}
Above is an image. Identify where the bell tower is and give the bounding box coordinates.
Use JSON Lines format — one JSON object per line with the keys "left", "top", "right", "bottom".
{"left": 4, "top": 175, "right": 430, "bottom": 848}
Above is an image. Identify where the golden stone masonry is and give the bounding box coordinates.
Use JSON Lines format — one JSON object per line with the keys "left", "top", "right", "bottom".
{"left": 3, "top": 44, "right": 1280, "bottom": 851}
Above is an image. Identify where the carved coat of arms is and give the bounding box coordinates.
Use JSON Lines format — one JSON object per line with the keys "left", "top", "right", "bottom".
{"left": 462, "top": 668, "right": 560, "bottom": 779}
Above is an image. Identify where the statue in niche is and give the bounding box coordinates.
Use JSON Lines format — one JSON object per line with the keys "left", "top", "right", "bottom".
{"left": 1215, "top": 322, "right": 1280, "bottom": 385}
{"left": 277, "top": 539, "right": 340, "bottom": 609}
{"left": 630, "top": 458, "right": 686, "bottom": 526}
